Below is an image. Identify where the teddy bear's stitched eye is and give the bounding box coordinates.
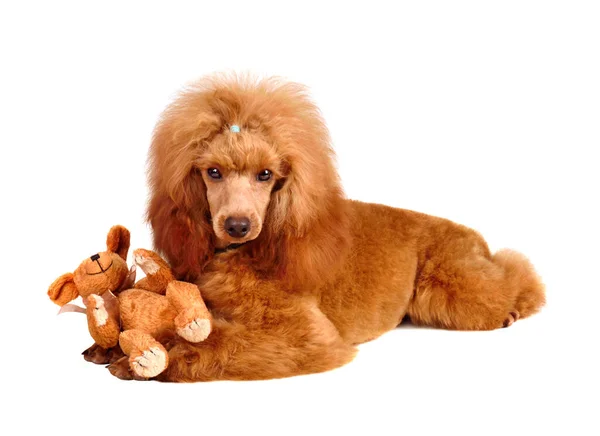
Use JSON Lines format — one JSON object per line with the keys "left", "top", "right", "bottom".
{"left": 257, "top": 169, "right": 272, "bottom": 182}
{"left": 207, "top": 168, "right": 222, "bottom": 179}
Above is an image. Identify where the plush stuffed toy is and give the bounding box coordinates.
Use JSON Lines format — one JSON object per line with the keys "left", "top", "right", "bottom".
{"left": 47, "top": 225, "right": 212, "bottom": 378}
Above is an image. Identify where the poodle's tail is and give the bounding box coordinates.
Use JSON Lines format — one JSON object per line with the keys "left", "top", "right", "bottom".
{"left": 492, "top": 249, "right": 546, "bottom": 318}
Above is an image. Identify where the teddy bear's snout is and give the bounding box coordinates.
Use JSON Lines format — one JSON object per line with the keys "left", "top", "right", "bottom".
{"left": 85, "top": 252, "right": 113, "bottom": 275}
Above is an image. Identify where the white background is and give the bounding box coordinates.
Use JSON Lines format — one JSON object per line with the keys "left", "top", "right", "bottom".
{"left": 1, "top": 1, "right": 598, "bottom": 435}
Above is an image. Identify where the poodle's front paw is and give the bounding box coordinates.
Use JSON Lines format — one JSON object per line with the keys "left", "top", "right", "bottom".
{"left": 108, "top": 356, "right": 147, "bottom": 381}
{"left": 133, "top": 249, "right": 161, "bottom": 276}
{"left": 503, "top": 311, "right": 520, "bottom": 328}
{"left": 82, "top": 343, "right": 124, "bottom": 365}
{"left": 129, "top": 344, "right": 169, "bottom": 378}
{"left": 175, "top": 307, "right": 212, "bottom": 343}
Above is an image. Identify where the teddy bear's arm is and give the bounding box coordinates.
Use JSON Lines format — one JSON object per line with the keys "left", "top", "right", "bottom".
{"left": 132, "top": 249, "right": 174, "bottom": 294}
{"left": 84, "top": 292, "right": 120, "bottom": 349}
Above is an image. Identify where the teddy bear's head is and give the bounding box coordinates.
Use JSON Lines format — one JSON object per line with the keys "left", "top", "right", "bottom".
{"left": 48, "top": 225, "right": 131, "bottom": 306}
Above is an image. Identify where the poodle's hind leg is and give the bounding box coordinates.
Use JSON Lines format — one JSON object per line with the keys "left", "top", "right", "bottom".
{"left": 108, "top": 329, "right": 169, "bottom": 380}
{"left": 493, "top": 249, "right": 546, "bottom": 319}
{"left": 409, "top": 248, "right": 545, "bottom": 331}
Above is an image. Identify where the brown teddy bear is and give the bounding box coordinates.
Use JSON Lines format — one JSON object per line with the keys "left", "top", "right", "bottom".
{"left": 48, "top": 225, "right": 212, "bottom": 379}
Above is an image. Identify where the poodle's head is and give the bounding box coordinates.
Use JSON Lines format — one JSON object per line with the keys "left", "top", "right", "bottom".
{"left": 147, "top": 74, "right": 349, "bottom": 284}
{"left": 196, "top": 128, "right": 287, "bottom": 246}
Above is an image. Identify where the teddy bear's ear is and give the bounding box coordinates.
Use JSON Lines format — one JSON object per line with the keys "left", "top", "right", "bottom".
{"left": 48, "top": 273, "right": 80, "bottom": 306}
{"left": 106, "top": 225, "right": 130, "bottom": 261}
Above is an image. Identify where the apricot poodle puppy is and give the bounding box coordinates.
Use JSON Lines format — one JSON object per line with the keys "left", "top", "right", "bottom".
{"left": 109, "top": 74, "right": 545, "bottom": 381}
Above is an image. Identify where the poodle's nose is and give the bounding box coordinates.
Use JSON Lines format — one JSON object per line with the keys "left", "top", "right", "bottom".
{"left": 225, "top": 216, "right": 250, "bottom": 238}
{"left": 90, "top": 253, "right": 100, "bottom": 261}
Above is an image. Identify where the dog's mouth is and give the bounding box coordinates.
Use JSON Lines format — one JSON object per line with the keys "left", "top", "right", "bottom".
{"left": 214, "top": 231, "right": 259, "bottom": 247}
{"left": 214, "top": 241, "right": 248, "bottom": 254}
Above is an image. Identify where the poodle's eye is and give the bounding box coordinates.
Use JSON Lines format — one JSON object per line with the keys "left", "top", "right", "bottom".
{"left": 257, "top": 169, "right": 272, "bottom": 182}
{"left": 207, "top": 168, "right": 222, "bottom": 179}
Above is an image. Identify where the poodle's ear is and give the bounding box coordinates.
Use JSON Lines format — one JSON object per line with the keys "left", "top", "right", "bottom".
{"left": 48, "top": 273, "right": 80, "bottom": 306}
{"left": 106, "top": 225, "right": 130, "bottom": 261}
{"left": 145, "top": 83, "right": 222, "bottom": 281}
{"left": 147, "top": 169, "right": 214, "bottom": 281}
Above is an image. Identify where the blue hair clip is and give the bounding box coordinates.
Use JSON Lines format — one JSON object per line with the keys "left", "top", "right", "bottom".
{"left": 230, "top": 125, "right": 241, "bottom": 133}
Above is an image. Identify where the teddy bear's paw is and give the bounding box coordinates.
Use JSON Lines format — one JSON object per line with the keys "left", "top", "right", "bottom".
{"left": 133, "top": 249, "right": 161, "bottom": 276}
{"left": 129, "top": 345, "right": 169, "bottom": 378}
{"left": 175, "top": 308, "right": 212, "bottom": 343}
{"left": 502, "top": 311, "right": 520, "bottom": 328}
{"left": 177, "top": 318, "right": 211, "bottom": 343}
{"left": 86, "top": 294, "right": 109, "bottom": 327}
